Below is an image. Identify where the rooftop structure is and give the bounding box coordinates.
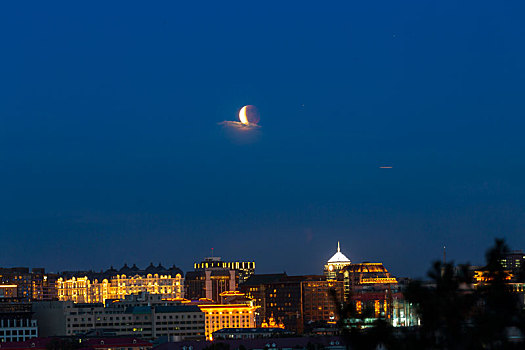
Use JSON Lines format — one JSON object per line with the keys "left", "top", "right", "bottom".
{"left": 193, "top": 257, "right": 256, "bottom": 284}
{"left": 324, "top": 242, "right": 351, "bottom": 280}
{"left": 342, "top": 262, "right": 397, "bottom": 286}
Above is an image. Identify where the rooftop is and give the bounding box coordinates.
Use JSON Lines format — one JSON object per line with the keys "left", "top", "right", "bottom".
{"left": 327, "top": 242, "right": 351, "bottom": 264}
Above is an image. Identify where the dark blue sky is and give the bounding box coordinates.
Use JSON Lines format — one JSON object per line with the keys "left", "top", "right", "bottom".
{"left": 1, "top": 1, "right": 525, "bottom": 278}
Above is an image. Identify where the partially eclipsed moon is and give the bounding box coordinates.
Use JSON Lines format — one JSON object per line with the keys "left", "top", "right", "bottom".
{"left": 238, "top": 105, "right": 260, "bottom": 125}
{"left": 239, "top": 106, "right": 249, "bottom": 124}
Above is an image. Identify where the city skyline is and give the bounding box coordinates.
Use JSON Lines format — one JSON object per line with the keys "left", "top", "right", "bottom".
{"left": 0, "top": 241, "right": 518, "bottom": 279}
{"left": 2, "top": 1, "right": 525, "bottom": 278}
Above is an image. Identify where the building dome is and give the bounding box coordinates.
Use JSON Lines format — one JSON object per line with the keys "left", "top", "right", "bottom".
{"left": 324, "top": 242, "right": 351, "bottom": 280}
{"left": 327, "top": 242, "right": 351, "bottom": 263}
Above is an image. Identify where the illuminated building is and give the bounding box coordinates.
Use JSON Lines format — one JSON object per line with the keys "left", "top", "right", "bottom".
{"left": 31, "top": 268, "right": 59, "bottom": 301}
{"left": 240, "top": 273, "right": 287, "bottom": 326}
{"left": 57, "top": 263, "right": 184, "bottom": 304}
{"left": 194, "top": 257, "right": 256, "bottom": 284}
{"left": 243, "top": 274, "right": 344, "bottom": 333}
{"left": 302, "top": 279, "right": 344, "bottom": 326}
{"left": 260, "top": 315, "right": 285, "bottom": 329}
{"left": 187, "top": 292, "right": 256, "bottom": 340}
{"left": 0, "top": 301, "right": 38, "bottom": 342}
{"left": 342, "top": 262, "right": 397, "bottom": 300}
{"left": 324, "top": 242, "right": 351, "bottom": 281}
{"left": 0, "top": 285, "right": 17, "bottom": 298}
{"left": 500, "top": 250, "right": 525, "bottom": 279}
{"left": 473, "top": 270, "right": 513, "bottom": 283}
{"left": 339, "top": 263, "right": 416, "bottom": 327}
{"left": 0, "top": 267, "right": 58, "bottom": 301}
{"left": 185, "top": 258, "right": 237, "bottom": 302}
{"left": 264, "top": 275, "right": 344, "bottom": 333}
{"left": 33, "top": 293, "right": 205, "bottom": 340}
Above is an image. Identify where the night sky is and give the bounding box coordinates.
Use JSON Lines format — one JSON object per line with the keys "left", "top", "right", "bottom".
{"left": 1, "top": 1, "right": 525, "bottom": 278}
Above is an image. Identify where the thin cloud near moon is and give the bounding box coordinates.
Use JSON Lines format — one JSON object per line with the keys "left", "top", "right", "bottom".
{"left": 218, "top": 120, "right": 261, "bottom": 130}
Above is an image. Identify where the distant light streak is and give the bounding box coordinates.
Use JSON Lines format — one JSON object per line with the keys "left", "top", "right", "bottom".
{"left": 379, "top": 166, "right": 393, "bottom": 169}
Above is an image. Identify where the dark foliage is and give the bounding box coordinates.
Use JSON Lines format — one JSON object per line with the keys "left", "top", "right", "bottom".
{"left": 403, "top": 238, "right": 525, "bottom": 350}
{"left": 332, "top": 239, "right": 525, "bottom": 350}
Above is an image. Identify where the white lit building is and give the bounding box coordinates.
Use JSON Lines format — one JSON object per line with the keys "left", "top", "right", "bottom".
{"left": 324, "top": 242, "right": 351, "bottom": 280}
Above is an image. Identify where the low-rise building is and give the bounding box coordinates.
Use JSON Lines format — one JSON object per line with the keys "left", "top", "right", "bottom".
{"left": 0, "top": 300, "right": 38, "bottom": 342}
{"left": 185, "top": 291, "right": 257, "bottom": 340}
{"left": 0, "top": 337, "right": 152, "bottom": 350}
{"left": 212, "top": 327, "right": 291, "bottom": 340}
{"left": 33, "top": 293, "right": 204, "bottom": 340}
{"left": 154, "top": 336, "right": 346, "bottom": 350}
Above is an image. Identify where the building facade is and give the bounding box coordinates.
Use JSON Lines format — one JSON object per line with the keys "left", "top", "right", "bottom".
{"left": 263, "top": 276, "right": 344, "bottom": 333}
{"left": 33, "top": 293, "right": 204, "bottom": 340}
{"left": 0, "top": 301, "right": 38, "bottom": 342}
{"left": 0, "top": 285, "right": 17, "bottom": 299}
{"left": 194, "top": 257, "right": 255, "bottom": 284}
{"left": 57, "top": 264, "right": 184, "bottom": 304}
{"left": 0, "top": 267, "right": 58, "bottom": 301}
{"left": 501, "top": 250, "right": 525, "bottom": 280}
{"left": 240, "top": 274, "right": 287, "bottom": 326}
{"left": 185, "top": 258, "right": 237, "bottom": 302}
{"left": 242, "top": 274, "right": 344, "bottom": 334}
{"left": 339, "top": 262, "right": 420, "bottom": 327}
{"left": 301, "top": 279, "right": 344, "bottom": 327}
{"left": 187, "top": 291, "right": 256, "bottom": 340}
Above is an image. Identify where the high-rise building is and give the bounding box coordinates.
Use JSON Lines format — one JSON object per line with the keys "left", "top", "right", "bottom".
{"left": 56, "top": 263, "right": 184, "bottom": 304}
{"left": 242, "top": 274, "right": 344, "bottom": 333}
{"left": 323, "top": 242, "right": 351, "bottom": 280}
{"left": 501, "top": 250, "right": 525, "bottom": 280}
{"left": 240, "top": 273, "right": 287, "bottom": 326}
{"left": 185, "top": 258, "right": 237, "bottom": 302}
{"left": 0, "top": 285, "right": 17, "bottom": 299}
{"left": 193, "top": 257, "right": 256, "bottom": 284}
{"left": 264, "top": 275, "right": 344, "bottom": 333}
{"left": 0, "top": 267, "right": 58, "bottom": 301}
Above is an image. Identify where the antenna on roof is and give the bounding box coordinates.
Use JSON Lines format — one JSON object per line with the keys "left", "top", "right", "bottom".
{"left": 337, "top": 241, "right": 341, "bottom": 253}
{"left": 443, "top": 245, "right": 446, "bottom": 265}
{"left": 211, "top": 247, "right": 214, "bottom": 257}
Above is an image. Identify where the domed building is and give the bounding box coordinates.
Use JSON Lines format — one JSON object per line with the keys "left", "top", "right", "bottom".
{"left": 324, "top": 241, "right": 351, "bottom": 280}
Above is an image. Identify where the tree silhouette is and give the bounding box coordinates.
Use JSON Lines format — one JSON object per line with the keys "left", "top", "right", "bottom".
{"left": 404, "top": 261, "right": 475, "bottom": 349}
{"left": 472, "top": 238, "right": 521, "bottom": 348}
{"left": 330, "top": 239, "right": 525, "bottom": 349}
